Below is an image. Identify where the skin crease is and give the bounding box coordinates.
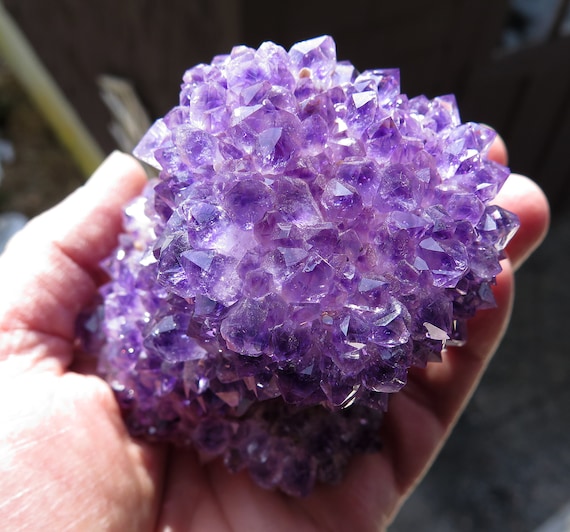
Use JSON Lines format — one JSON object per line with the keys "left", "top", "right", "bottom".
{"left": 0, "top": 143, "right": 549, "bottom": 531}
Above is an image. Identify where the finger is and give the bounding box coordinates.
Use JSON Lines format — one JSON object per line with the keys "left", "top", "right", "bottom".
{"left": 0, "top": 152, "right": 147, "bottom": 358}
{"left": 383, "top": 169, "right": 547, "bottom": 451}
{"left": 488, "top": 133, "right": 508, "bottom": 166}
{"left": 377, "top": 166, "right": 548, "bottom": 505}
{"left": 381, "top": 260, "right": 514, "bottom": 500}
{"left": 295, "top": 270, "right": 515, "bottom": 531}
{"left": 487, "top": 133, "right": 550, "bottom": 269}
{"left": 495, "top": 173, "right": 550, "bottom": 270}
{"left": 16, "top": 151, "right": 148, "bottom": 274}
{"left": 487, "top": 134, "right": 549, "bottom": 268}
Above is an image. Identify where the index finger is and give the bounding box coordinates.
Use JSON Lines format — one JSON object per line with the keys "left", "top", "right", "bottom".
{"left": 495, "top": 173, "right": 550, "bottom": 270}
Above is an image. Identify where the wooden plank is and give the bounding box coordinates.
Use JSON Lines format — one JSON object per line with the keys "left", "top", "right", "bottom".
{"left": 460, "top": 35, "right": 570, "bottom": 207}
{"left": 4, "top": 0, "right": 570, "bottom": 213}
{"left": 4, "top": 0, "right": 242, "bottom": 151}
{"left": 440, "top": 0, "right": 510, "bottom": 93}
{"left": 506, "top": 67, "right": 570, "bottom": 177}
{"left": 536, "top": 86, "right": 570, "bottom": 211}
{"left": 458, "top": 69, "right": 526, "bottom": 135}
{"left": 242, "top": 0, "right": 460, "bottom": 95}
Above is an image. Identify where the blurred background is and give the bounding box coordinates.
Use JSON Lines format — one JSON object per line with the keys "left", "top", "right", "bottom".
{"left": 0, "top": 1, "right": 568, "bottom": 530}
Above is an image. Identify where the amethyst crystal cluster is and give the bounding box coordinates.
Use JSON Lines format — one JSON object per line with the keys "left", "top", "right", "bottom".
{"left": 88, "top": 35, "right": 518, "bottom": 496}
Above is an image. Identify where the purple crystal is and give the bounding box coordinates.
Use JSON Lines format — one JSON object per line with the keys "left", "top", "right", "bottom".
{"left": 82, "top": 35, "right": 519, "bottom": 497}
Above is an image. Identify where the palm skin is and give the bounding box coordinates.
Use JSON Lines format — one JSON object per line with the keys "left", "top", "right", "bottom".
{"left": 0, "top": 148, "right": 549, "bottom": 531}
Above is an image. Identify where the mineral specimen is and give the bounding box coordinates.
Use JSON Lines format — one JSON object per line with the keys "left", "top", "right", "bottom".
{"left": 82, "top": 35, "right": 519, "bottom": 496}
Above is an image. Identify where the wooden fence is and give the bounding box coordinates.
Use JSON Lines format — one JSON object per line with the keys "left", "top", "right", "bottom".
{"left": 4, "top": 0, "right": 570, "bottom": 213}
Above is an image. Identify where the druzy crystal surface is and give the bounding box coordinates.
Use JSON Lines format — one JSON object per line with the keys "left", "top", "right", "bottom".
{"left": 87, "top": 35, "right": 519, "bottom": 496}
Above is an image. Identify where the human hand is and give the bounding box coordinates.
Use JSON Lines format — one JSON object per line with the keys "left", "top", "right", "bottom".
{"left": 0, "top": 147, "right": 549, "bottom": 531}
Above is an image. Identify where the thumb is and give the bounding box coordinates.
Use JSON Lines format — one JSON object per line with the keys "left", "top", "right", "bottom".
{"left": 0, "top": 152, "right": 147, "bottom": 361}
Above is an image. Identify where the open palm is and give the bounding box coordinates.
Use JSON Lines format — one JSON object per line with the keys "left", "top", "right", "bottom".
{"left": 0, "top": 150, "right": 549, "bottom": 531}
